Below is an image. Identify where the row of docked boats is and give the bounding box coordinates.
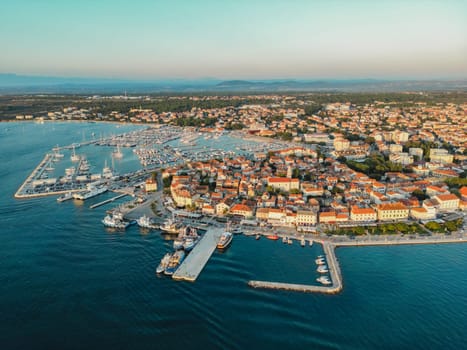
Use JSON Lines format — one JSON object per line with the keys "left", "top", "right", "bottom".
{"left": 157, "top": 250, "right": 186, "bottom": 276}
{"left": 315, "top": 255, "right": 331, "bottom": 285}
{"left": 102, "top": 211, "right": 130, "bottom": 229}
{"left": 156, "top": 226, "right": 202, "bottom": 276}
{"left": 173, "top": 226, "right": 200, "bottom": 252}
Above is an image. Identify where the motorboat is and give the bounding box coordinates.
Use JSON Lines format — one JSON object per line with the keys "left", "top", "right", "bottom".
{"left": 317, "top": 265, "right": 329, "bottom": 274}
{"left": 317, "top": 276, "right": 332, "bottom": 285}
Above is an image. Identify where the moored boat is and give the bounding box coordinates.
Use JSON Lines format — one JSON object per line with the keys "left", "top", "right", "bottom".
{"left": 217, "top": 231, "right": 233, "bottom": 249}
{"left": 160, "top": 218, "right": 182, "bottom": 234}
{"left": 183, "top": 237, "right": 198, "bottom": 252}
{"left": 136, "top": 215, "right": 154, "bottom": 229}
{"left": 315, "top": 257, "right": 326, "bottom": 265}
{"left": 73, "top": 184, "right": 108, "bottom": 200}
{"left": 317, "top": 276, "right": 332, "bottom": 285}
{"left": 317, "top": 265, "right": 329, "bottom": 274}
{"left": 267, "top": 234, "right": 279, "bottom": 240}
{"left": 156, "top": 253, "right": 172, "bottom": 274}
{"left": 57, "top": 192, "right": 73, "bottom": 202}
{"left": 164, "top": 250, "right": 185, "bottom": 275}
{"left": 102, "top": 212, "right": 130, "bottom": 229}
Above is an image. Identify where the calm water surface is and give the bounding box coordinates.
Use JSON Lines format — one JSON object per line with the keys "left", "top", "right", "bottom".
{"left": 0, "top": 122, "right": 466, "bottom": 349}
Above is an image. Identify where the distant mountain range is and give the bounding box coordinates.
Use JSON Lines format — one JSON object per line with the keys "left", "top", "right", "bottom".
{"left": 0, "top": 73, "right": 465, "bottom": 94}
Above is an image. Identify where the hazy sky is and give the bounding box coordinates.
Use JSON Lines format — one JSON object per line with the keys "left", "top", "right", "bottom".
{"left": 1, "top": 0, "right": 466, "bottom": 79}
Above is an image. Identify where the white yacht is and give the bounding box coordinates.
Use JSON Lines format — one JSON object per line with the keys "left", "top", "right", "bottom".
{"left": 317, "top": 276, "right": 332, "bottom": 285}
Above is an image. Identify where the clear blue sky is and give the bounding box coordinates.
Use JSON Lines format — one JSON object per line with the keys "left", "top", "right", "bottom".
{"left": 1, "top": 0, "right": 466, "bottom": 79}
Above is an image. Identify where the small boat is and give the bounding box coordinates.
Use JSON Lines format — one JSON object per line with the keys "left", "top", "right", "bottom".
{"left": 232, "top": 227, "right": 243, "bottom": 235}
{"left": 317, "top": 276, "right": 332, "bottom": 285}
{"left": 217, "top": 231, "right": 233, "bottom": 249}
{"left": 156, "top": 253, "right": 172, "bottom": 274}
{"left": 136, "top": 215, "right": 153, "bottom": 229}
{"left": 255, "top": 234, "right": 261, "bottom": 240}
{"left": 287, "top": 238, "right": 293, "bottom": 245}
{"left": 113, "top": 145, "right": 123, "bottom": 159}
{"left": 267, "top": 234, "right": 279, "bottom": 240}
{"left": 282, "top": 236, "right": 287, "bottom": 244}
{"left": 309, "top": 240, "right": 314, "bottom": 246}
{"left": 301, "top": 237, "right": 306, "bottom": 247}
{"left": 57, "top": 192, "right": 73, "bottom": 202}
{"left": 315, "top": 257, "right": 326, "bottom": 265}
{"left": 317, "top": 265, "right": 329, "bottom": 274}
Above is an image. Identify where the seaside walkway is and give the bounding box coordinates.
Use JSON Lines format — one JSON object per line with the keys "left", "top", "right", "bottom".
{"left": 172, "top": 228, "right": 223, "bottom": 282}
{"left": 248, "top": 241, "right": 343, "bottom": 294}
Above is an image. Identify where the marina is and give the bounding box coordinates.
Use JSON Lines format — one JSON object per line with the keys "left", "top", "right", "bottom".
{"left": 172, "top": 228, "right": 224, "bottom": 282}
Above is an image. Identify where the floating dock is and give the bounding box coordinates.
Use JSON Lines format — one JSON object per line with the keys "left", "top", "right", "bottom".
{"left": 248, "top": 242, "right": 343, "bottom": 294}
{"left": 172, "top": 228, "right": 223, "bottom": 282}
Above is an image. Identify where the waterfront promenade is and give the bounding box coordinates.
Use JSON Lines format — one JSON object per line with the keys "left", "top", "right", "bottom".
{"left": 172, "top": 228, "right": 223, "bottom": 282}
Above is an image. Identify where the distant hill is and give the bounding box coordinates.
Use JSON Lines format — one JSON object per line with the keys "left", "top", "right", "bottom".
{"left": 0, "top": 73, "right": 465, "bottom": 94}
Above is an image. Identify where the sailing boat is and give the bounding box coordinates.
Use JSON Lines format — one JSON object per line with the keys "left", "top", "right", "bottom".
{"left": 112, "top": 145, "right": 123, "bottom": 159}
{"left": 71, "top": 145, "right": 80, "bottom": 162}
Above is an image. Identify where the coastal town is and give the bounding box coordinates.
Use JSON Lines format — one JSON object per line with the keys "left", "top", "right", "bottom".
{"left": 10, "top": 93, "right": 467, "bottom": 292}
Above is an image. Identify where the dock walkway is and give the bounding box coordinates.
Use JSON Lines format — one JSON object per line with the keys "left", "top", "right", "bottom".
{"left": 90, "top": 193, "right": 127, "bottom": 209}
{"left": 172, "top": 228, "right": 223, "bottom": 282}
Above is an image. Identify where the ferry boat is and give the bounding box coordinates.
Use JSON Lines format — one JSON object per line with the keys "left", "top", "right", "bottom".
{"left": 57, "top": 192, "right": 73, "bottom": 202}
{"left": 136, "top": 215, "right": 153, "bottom": 229}
{"left": 267, "top": 234, "right": 279, "bottom": 240}
{"left": 73, "top": 184, "right": 108, "bottom": 200}
{"left": 217, "top": 231, "right": 233, "bottom": 249}
{"left": 156, "top": 253, "right": 172, "bottom": 274}
{"left": 160, "top": 218, "right": 182, "bottom": 234}
{"left": 317, "top": 276, "right": 332, "bottom": 285}
{"left": 164, "top": 250, "right": 185, "bottom": 276}
{"left": 102, "top": 212, "right": 130, "bottom": 229}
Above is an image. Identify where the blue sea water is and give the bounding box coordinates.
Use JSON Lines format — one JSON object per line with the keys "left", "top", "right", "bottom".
{"left": 0, "top": 122, "right": 466, "bottom": 349}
